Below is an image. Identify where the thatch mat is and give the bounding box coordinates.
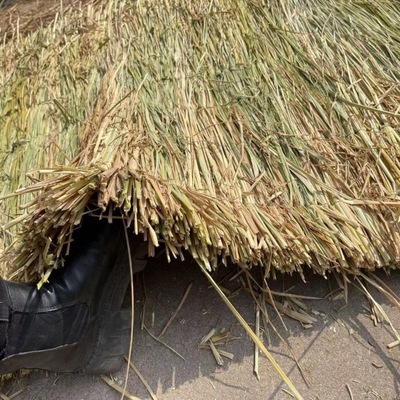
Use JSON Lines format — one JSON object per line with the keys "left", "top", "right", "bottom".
{"left": 1, "top": 3, "right": 400, "bottom": 399}
{"left": 1, "top": 0, "right": 400, "bottom": 282}
{"left": 0, "top": 0, "right": 400, "bottom": 397}
{"left": 2, "top": 258, "right": 400, "bottom": 399}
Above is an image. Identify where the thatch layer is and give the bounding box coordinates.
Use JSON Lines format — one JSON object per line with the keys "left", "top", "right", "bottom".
{"left": 1, "top": 0, "right": 400, "bottom": 281}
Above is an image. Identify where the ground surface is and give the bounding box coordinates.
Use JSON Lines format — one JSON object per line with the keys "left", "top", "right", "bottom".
{"left": 2, "top": 256, "right": 400, "bottom": 400}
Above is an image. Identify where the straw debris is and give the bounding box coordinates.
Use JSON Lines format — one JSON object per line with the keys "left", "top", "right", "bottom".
{"left": 199, "top": 327, "right": 235, "bottom": 366}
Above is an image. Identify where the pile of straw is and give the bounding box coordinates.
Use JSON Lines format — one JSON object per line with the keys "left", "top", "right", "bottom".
{"left": 1, "top": 0, "right": 400, "bottom": 282}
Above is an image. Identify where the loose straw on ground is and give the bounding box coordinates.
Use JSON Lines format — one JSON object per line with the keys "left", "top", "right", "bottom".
{"left": 159, "top": 283, "right": 193, "bottom": 337}
{"left": 1, "top": 0, "right": 400, "bottom": 282}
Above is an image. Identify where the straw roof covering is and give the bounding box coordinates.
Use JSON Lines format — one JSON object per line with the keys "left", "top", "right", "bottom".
{"left": 1, "top": 0, "right": 400, "bottom": 282}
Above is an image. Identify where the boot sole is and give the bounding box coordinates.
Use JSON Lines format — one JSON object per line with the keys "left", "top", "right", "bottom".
{"left": 0, "top": 311, "right": 131, "bottom": 375}
{"left": 74, "top": 310, "right": 132, "bottom": 374}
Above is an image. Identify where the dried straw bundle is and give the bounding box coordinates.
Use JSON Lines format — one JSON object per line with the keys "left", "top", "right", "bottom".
{"left": 1, "top": 0, "right": 400, "bottom": 282}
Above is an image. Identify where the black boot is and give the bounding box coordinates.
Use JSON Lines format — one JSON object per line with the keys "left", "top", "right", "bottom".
{"left": 0, "top": 217, "right": 147, "bottom": 375}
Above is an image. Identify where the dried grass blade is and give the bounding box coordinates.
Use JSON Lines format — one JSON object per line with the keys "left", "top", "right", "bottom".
{"left": 159, "top": 282, "right": 193, "bottom": 337}
{"left": 143, "top": 325, "right": 185, "bottom": 361}
{"left": 254, "top": 307, "right": 261, "bottom": 381}
{"left": 100, "top": 375, "right": 142, "bottom": 400}
{"left": 199, "top": 262, "right": 303, "bottom": 400}
{"left": 125, "top": 358, "right": 158, "bottom": 400}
